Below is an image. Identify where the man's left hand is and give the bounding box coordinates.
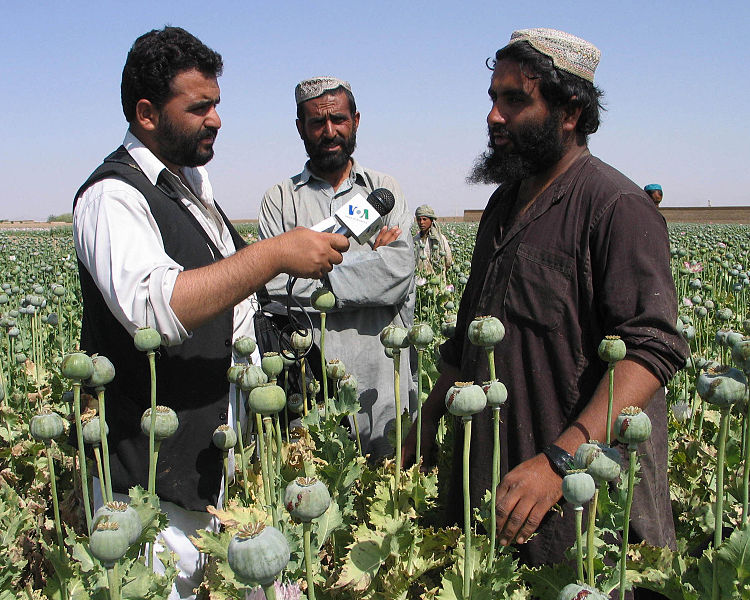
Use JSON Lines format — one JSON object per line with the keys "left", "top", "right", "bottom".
{"left": 372, "top": 226, "right": 401, "bottom": 249}
{"left": 495, "top": 453, "right": 562, "bottom": 545}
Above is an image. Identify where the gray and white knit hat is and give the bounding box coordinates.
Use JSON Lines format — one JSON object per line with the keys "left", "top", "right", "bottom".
{"left": 504, "top": 28, "right": 601, "bottom": 83}
{"left": 295, "top": 76, "right": 352, "bottom": 105}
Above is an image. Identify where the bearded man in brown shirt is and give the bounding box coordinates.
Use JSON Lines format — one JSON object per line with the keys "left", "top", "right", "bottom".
{"left": 404, "top": 28, "right": 688, "bottom": 580}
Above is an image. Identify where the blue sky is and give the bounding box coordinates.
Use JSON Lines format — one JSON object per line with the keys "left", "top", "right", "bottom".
{"left": 1, "top": 0, "right": 748, "bottom": 220}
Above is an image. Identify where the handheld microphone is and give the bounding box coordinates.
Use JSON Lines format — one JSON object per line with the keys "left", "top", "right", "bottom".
{"left": 311, "top": 188, "right": 395, "bottom": 245}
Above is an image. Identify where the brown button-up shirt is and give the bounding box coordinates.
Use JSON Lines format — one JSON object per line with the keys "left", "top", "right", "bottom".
{"left": 441, "top": 153, "right": 688, "bottom": 564}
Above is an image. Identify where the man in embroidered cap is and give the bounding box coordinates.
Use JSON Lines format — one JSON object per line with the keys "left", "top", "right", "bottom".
{"left": 259, "top": 76, "right": 416, "bottom": 458}
{"left": 414, "top": 204, "right": 453, "bottom": 279}
{"left": 644, "top": 183, "right": 664, "bottom": 206}
{"left": 405, "top": 28, "right": 687, "bottom": 575}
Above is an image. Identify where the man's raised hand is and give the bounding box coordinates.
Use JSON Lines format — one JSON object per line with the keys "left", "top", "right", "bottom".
{"left": 278, "top": 227, "right": 350, "bottom": 279}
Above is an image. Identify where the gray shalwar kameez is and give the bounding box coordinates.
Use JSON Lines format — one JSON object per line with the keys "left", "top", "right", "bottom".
{"left": 258, "top": 160, "right": 416, "bottom": 458}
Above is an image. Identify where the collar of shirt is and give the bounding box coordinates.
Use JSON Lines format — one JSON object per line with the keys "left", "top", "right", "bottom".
{"left": 122, "top": 130, "right": 215, "bottom": 207}
{"left": 294, "top": 159, "right": 367, "bottom": 198}
{"left": 122, "top": 129, "right": 228, "bottom": 250}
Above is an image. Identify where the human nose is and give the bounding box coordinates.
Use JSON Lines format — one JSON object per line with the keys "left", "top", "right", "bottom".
{"left": 487, "top": 102, "right": 505, "bottom": 127}
{"left": 322, "top": 118, "right": 335, "bottom": 138}
{"left": 206, "top": 105, "right": 221, "bottom": 130}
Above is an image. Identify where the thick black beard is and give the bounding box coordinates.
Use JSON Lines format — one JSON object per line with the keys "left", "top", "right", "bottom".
{"left": 303, "top": 129, "right": 357, "bottom": 174}
{"left": 155, "top": 111, "right": 217, "bottom": 168}
{"left": 467, "top": 112, "right": 564, "bottom": 185}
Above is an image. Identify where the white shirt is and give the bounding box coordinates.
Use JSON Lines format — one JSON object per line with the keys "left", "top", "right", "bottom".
{"left": 74, "top": 130, "right": 258, "bottom": 359}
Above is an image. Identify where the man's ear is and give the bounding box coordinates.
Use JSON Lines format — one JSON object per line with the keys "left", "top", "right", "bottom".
{"left": 295, "top": 118, "right": 305, "bottom": 140}
{"left": 135, "top": 99, "right": 159, "bottom": 132}
{"left": 353, "top": 111, "right": 361, "bottom": 131}
{"left": 561, "top": 97, "right": 583, "bottom": 133}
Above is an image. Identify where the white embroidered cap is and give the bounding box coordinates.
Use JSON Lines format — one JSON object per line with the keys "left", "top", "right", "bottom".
{"left": 295, "top": 76, "right": 352, "bottom": 105}
{"left": 505, "top": 28, "right": 601, "bottom": 83}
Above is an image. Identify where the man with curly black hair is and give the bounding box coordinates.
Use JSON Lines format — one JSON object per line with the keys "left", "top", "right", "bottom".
{"left": 74, "top": 27, "right": 348, "bottom": 599}
{"left": 406, "top": 30, "right": 688, "bottom": 591}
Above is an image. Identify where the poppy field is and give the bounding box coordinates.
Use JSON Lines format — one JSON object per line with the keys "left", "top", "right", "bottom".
{"left": 1, "top": 222, "right": 750, "bottom": 599}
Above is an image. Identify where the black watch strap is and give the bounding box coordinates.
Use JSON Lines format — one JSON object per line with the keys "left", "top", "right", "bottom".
{"left": 542, "top": 444, "right": 574, "bottom": 478}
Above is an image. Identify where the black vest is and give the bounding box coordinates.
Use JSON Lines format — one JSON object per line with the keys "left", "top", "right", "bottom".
{"left": 74, "top": 146, "right": 246, "bottom": 511}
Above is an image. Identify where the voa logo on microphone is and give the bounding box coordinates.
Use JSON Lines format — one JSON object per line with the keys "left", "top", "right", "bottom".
{"left": 347, "top": 203, "right": 370, "bottom": 222}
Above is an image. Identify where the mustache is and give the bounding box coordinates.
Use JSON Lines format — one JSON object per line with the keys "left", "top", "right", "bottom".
{"left": 489, "top": 124, "right": 510, "bottom": 137}
{"left": 318, "top": 135, "right": 346, "bottom": 147}
{"left": 200, "top": 127, "right": 218, "bottom": 141}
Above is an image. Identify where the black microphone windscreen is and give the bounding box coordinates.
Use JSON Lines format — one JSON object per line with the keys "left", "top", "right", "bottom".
{"left": 367, "top": 188, "right": 395, "bottom": 216}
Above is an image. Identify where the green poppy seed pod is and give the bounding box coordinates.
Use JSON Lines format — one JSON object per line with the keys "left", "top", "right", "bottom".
{"left": 680, "top": 324, "right": 696, "bottom": 342}
{"left": 45, "top": 312, "right": 59, "bottom": 326}
{"left": 482, "top": 379, "right": 508, "bottom": 407}
{"left": 7, "top": 326, "right": 20, "bottom": 338}
{"left": 574, "top": 441, "right": 621, "bottom": 482}
{"left": 597, "top": 335, "right": 626, "bottom": 363}
{"left": 615, "top": 406, "right": 652, "bottom": 446}
{"left": 444, "top": 300, "right": 455, "bottom": 311}
{"left": 731, "top": 337, "right": 750, "bottom": 372}
{"left": 86, "top": 355, "right": 115, "bottom": 389}
{"left": 287, "top": 393, "right": 304, "bottom": 414}
{"left": 338, "top": 373, "right": 358, "bottom": 405}
{"left": 727, "top": 330, "right": 745, "bottom": 348}
{"left": 408, "top": 322, "right": 435, "bottom": 349}
{"left": 311, "top": 286, "right": 336, "bottom": 311}
{"left": 441, "top": 314, "right": 457, "bottom": 337}
{"left": 695, "top": 306, "right": 708, "bottom": 318}
{"left": 562, "top": 470, "right": 596, "bottom": 507}
{"left": 557, "top": 583, "right": 608, "bottom": 600}
{"left": 93, "top": 501, "right": 141, "bottom": 545}
{"left": 15, "top": 353, "right": 27, "bottom": 365}
{"left": 212, "top": 424, "right": 237, "bottom": 451}
{"left": 61, "top": 352, "right": 94, "bottom": 380}
{"left": 445, "top": 382, "right": 487, "bottom": 417}
{"left": 261, "top": 352, "right": 284, "bottom": 379}
{"left": 0, "top": 293, "right": 9, "bottom": 305}
{"left": 89, "top": 521, "right": 129, "bottom": 568}
{"left": 133, "top": 327, "right": 161, "bottom": 352}
{"left": 280, "top": 350, "right": 296, "bottom": 369}
{"left": 717, "top": 307, "right": 734, "bottom": 321}
{"left": 226, "top": 364, "right": 245, "bottom": 384}
{"left": 140, "top": 406, "right": 179, "bottom": 440}
{"left": 228, "top": 523, "right": 290, "bottom": 586}
{"left": 380, "top": 325, "right": 409, "bottom": 349}
{"left": 284, "top": 477, "right": 331, "bottom": 522}
{"left": 326, "top": 359, "right": 346, "bottom": 380}
{"left": 690, "top": 295, "right": 702, "bottom": 305}
{"left": 233, "top": 336, "right": 257, "bottom": 358}
{"left": 715, "top": 328, "right": 731, "bottom": 347}
{"left": 696, "top": 365, "right": 746, "bottom": 409}
{"left": 248, "top": 383, "right": 286, "bottom": 416}
{"left": 467, "top": 315, "right": 505, "bottom": 348}
{"left": 82, "top": 416, "right": 108, "bottom": 446}
{"left": 52, "top": 285, "right": 66, "bottom": 297}
{"left": 704, "top": 299, "right": 715, "bottom": 310}
{"left": 743, "top": 319, "right": 750, "bottom": 335}
{"left": 290, "top": 329, "right": 313, "bottom": 352}
{"left": 238, "top": 365, "right": 268, "bottom": 392}
{"left": 30, "top": 410, "right": 65, "bottom": 443}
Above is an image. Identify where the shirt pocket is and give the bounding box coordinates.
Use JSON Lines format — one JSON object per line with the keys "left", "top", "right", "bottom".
{"left": 504, "top": 243, "right": 574, "bottom": 331}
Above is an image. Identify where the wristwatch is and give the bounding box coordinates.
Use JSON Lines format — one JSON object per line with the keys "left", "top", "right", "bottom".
{"left": 542, "top": 444, "right": 574, "bottom": 478}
